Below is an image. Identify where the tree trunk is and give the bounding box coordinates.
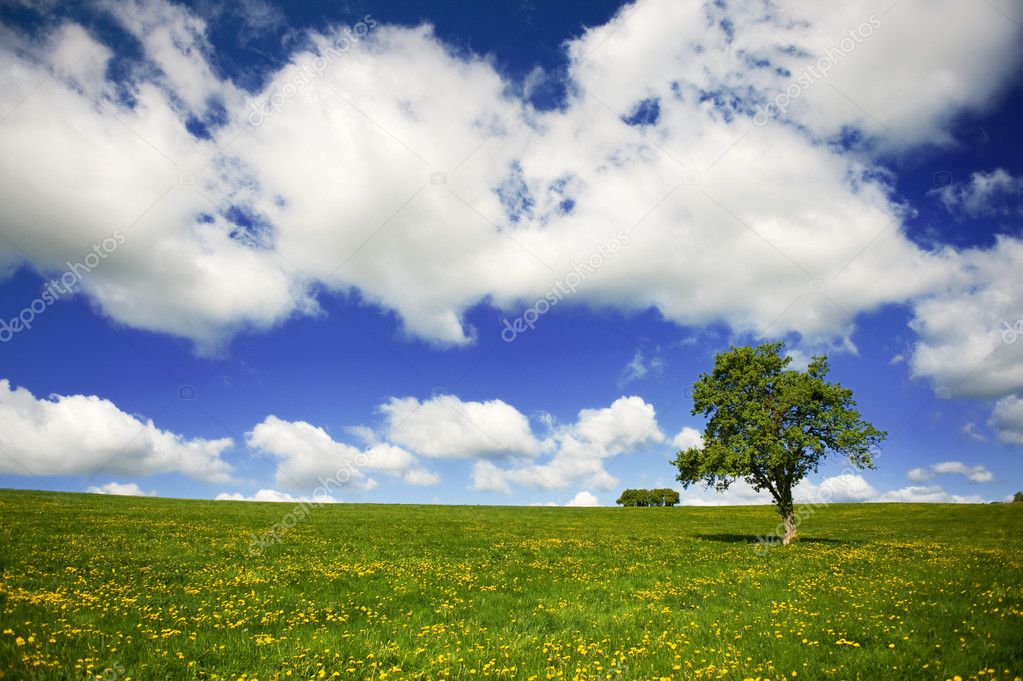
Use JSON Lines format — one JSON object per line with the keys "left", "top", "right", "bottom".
{"left": 781, "top": 507, "right": 798, "bottom": 545}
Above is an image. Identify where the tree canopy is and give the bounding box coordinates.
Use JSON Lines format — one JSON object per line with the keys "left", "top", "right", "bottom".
{"left": 616, "top": 488, "right": 680, "bottom": 507}
{"left": 671, "top": 341, "right": 885, "bottom": 544}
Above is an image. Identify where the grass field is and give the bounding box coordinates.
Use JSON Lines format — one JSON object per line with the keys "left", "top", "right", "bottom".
{"left": 0, "top": 490, "right": 1021, "bottom": 681}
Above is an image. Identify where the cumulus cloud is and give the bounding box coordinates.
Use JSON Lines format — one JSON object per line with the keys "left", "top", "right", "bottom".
{"left": 990, "top": 395, "right": 1023, "bottom": 446}
{"left": 681, "top": 473, "right": 879, "bottom": 506}
{"left": 776, "top": 1, "right": 1021, "bottom": 149}
{"left": 214, "top": 488, "right": 340, "bottom": 503}
{"left": 0, "top": 15, "right": 312, "bottom": 354}
{"left": 402, "top": 468, "right": 442, "bottom": 486}
{"left": 0, "top": 0, "right": 1019, "bottom": 366}
{"left": 679, "top": 472, "right": 986, "bottom": 505}
{"left": 565, "top": 490, "right": 600, "bottom": 507}
{"left": 471, "top": 396, "right": 663, "bottom": 493}
{"left": 678, "top": 478, "right": 769, "bottom": 506}
{"left": 86, "top": 482, "right": 155, "bottom": 496}
{"left": 671, "top": 426, "right": 703, "bottom": 450}
{"left": 247, "top": 416, "right": 373, "bottom": 490}
{"left": 246, "top": 415, "right": 438, "bottom": 490}
{"left": 907, "top": 461, "right": 995, "bottom": 483}
{"left": 874, "top": 485, "right": 984, "bottom": 504}
{"left": 618, "top": 350, "right": 663, "bottom": 387}
{"left": 796, "top": 474, "right": 880, "bottom": 503}
{"left": 380, "top": 395, "right": 545, "bottom": 459}
{"left": 962, "top": 422, "right": 987, "bottom": 443}
{"left": 246, "top": 393, "right": 656, "bottom": 497}
{"left": 567, "top": 0, "right": 1021, "bottom": 151}
{"left": 0, "top": 379, "right": 232, "bottom": 481}
{"left": 910, "top": 468, "right": 936, "bottom": 482}
{"left": 530, "top": 491, "right": 602, "bottom": 507}
{"left": 931, "top": 169, "right": 1023, "bottom": 218}
{"left": 471, "top": 461, "right": 514, "bottom": 495}
{"left": 909, "top": 239, "right": 1023, "bottom": 399}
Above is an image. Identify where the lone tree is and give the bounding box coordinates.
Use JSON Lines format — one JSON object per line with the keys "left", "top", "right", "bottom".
{"left": 671, "top": 341, "right": 885, "bottom": 545}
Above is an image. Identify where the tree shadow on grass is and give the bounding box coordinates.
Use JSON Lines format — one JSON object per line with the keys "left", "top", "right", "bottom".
{"left": 692, "top": 533, "right": 862, "bottom": 546}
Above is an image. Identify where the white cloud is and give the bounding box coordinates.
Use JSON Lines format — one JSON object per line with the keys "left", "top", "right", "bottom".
{"left": 380, "top": 394, "right": 545, "bottom": 459}
{"left": 990, "top": 395, "right": 1023, "bottom": 446}
{"left": 907, "top": 461, "right": 993, "bottom": 483}
{"left": 0, "top": 378, "right": 232, "bottom": 481}
{"left": 907, "top": 467, "right": 932, "bottom": 483}
{"left": 565, "top": 490, "right": 600, "bottom": 507}
{"left": 671, "top": 426, "right": 703, "bottom": 450}
{"left": 472, "top": 396, "right": 663, "bottom": 493}
{"left": 618, "top": 350, "right": 663, "bottom": 387}
{"left": 246, "top": 416, "right": 373, "bottom": 490}
{"left": 962, "top": 422, "right": 987, "bottom": 443}
{"left": 214, "top": 488, "right": 340, "bottom": 503}
{"left": 791, "top": 1, "right": 1021, "bottom": 150}
{"left": 570, "top": 396, "right": 664, "bottom": 453}
{"left": 874, "top": 485, "right": 983, "bottom": 504}
{"left": 931, "top": 461, "right": 994, "bottom": 483}
{"left": 98, "top": 0, "right": 234, "bottom": 114}
{"left": 680, "top": 472, "right": 987, "bottom": 505}
{"left": 0, "top": 0, "right": 1019, "bottom": 366}
{"left": 909, "top": 239, "right": 1023, "bottom": 399}
{"left": 249, "top": 393, "right": 663, "bottom": 497}
{"left": 402, "top": 468, "right": 442, "bottom": 486}
{"left": 246, "top": 415, "right": 438, "bottom": 490}
{"left": 530, "top": 490, "right": 602, "bottom": 507}
{"left": 619, "top": 350, "right": 648, "bottom": 386}
{"left": 0, "top": 15, "right": 312, "bottom": 354}
{"left": 931, "top": 168, "right": 1023, "bottom": 218}
{"left": 678, "top": 478, "right": 767, "bottom": 506}
{"left": 470, "top": 461, "right": 512, "bottom": 494}
{"left": 572, "top": 0, "right": 1022, "bottom": 151}
{"left": 86, "top": 482, "right": 155, "bottom": 496}
{"left": 796, "top": 474, "right": 880, "bottom": 503}
{"left": 681, "top": 473, "right": 879, "bottom": 506}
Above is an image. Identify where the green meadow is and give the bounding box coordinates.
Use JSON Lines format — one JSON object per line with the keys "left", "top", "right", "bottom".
{"left": 0, "top": 489, "right": 1021, "bottom": 680}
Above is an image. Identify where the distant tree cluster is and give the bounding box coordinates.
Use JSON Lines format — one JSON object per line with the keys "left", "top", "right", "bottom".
{"left": 616, "top": 488, "right": 680, "bottom": 507}
{"left": 1014, "top": 491, "right": 1023, "bottom": 503}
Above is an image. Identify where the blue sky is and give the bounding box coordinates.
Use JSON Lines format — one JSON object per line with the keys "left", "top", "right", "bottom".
{"left": 1, "top": 0, "right": 1022, "bottom": 506}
